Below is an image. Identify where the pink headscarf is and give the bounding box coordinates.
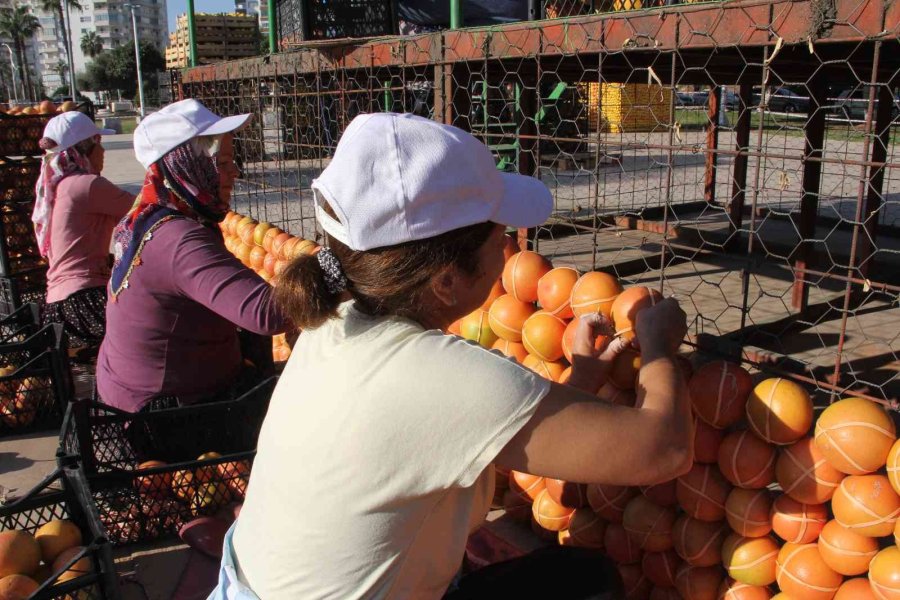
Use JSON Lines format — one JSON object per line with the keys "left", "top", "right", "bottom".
{"left": 32, "top": 140, "right": 96, "bottom": 258}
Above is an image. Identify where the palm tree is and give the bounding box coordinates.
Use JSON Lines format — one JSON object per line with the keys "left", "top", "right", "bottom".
{"left": 80, "top": 30, "right": 102, "bottom": 58}
{"left": 54, "top": 59, "right": 67, "bottom": 80}
{"left": 40, "top": 0, "right": 82, "bottom": 85}
{"left": 0, "top": 6, "right": 41, "bottom": 99}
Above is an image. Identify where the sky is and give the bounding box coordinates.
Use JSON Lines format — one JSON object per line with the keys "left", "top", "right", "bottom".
{"left": 166, "top": 0, "right": 232, "bottom": 32}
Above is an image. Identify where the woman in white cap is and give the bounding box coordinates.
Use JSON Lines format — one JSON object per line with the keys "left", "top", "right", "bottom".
{"left": 210, "top": 113, "right": 693, "bottom": 599}
{"left": 34, "top": 111, "right": 134, "bottom": 354}
{"left": 95, "top": 99, "right": 289, "bottom": 415}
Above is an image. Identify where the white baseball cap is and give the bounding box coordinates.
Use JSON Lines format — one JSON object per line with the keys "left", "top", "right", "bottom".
{"left": 312, "top": 112, "right": 552, "bottom": 251}
{"left": 133, "top": 99, "right": 251, "bottom": 169}
{"left": 42, "top": 112, "right": 115, "bottom": 153}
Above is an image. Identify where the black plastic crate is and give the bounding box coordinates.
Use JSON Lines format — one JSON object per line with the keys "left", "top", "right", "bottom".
{"left": 58, "top": 377, "right": 276, "bottom": 545}
{"left": 0, "top": 301, "right": 41, "bottom": 343}
{"left": 277, "top": 0, "right": 396, "bottom": 44}
{"left": 0, "top": 102, "right": 95, "bottom": 158}
{"left": 0, "top": 465, "right": 120, "bottom": 599}
{"left": 0, "top": 156, "right": 41, "bottom": 203}
{"left": 0, "top": 323, "right": 73, "bottom": 437}
{"left": 0, "top": 201, "right": 47, "bottom": 276}
{"left": 0, "top": 265, "right": 47, "bottom": 316}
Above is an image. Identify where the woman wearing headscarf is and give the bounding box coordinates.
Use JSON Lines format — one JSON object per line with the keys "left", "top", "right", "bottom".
{"left": 33, "top": 112, "right": 134, "bottom": 351}
{"left": 95, "top": 99, "right": 289, "bottom": 413}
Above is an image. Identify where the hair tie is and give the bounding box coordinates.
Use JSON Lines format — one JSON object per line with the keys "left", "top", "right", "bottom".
{"left": 316, "top": 247, "right": 348, "bottom": 295}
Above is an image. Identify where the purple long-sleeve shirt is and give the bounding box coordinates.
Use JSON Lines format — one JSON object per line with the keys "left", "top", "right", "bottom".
{"left": 96, "top": 217, "right": 289, "bottom": 412}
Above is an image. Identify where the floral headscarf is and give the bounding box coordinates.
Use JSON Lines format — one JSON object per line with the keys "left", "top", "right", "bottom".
{"left": 109, "top": 140, "right": 227, "bottom": 298}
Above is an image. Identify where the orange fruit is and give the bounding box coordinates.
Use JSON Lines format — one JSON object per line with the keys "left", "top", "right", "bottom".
{"left": 717, "top": 430, "right": 777, "bottom": 489}
{"left": 459, "top": 309, "right": 498, "bottom": 348}
{"left": 868, "top": 546, "right": 900, "bottom": 600}
{"left": 640, "top": 480, "right": 677, "bottom": 507}
{"left": 814, "top": 397, "right": 896, "bottom": 475}
{"left": 887, "top": 439, "right": 900, "bottom": 496}
{"left": 558, "top": 508, "right": 606, "bottom": 549}
{"left": 34, "top": 519, "right": 82, "bottom": 564}
{"left": 508, "top": 471, "right": 545, "bottom": 502}
{"left": 51, "top": 545, "right": 92, "bottom": 583}
{"left": 775, "top": 542, "right": 843, "bottom": 600}
{"left": 491, "top": 338, "right": 528, "bottom": 363}
{"left": 675, "top": 564, "right": 723, "bottom": 600}
{"left": 521, "top": 312, "right": 567, "bottom": 362}
{"left": 676, "top": 463, "right": 732, "bottom": 522}
{"left": 672, "top": 515, "right": 727, "bottom": 567}
{"left": 544, "top": 479, "right": 587, "bottom": 509}
{"left": 642, "top": 549, "right": 681, "bottom": 587}
{"left": 688, "top": 361, "right": 753, "bottom": 429}
{"left": 694, "top": 416, "right": 725, "bottom": 464}
{"left": 775, "top": 437, "right": 846, "bottom": 504}
{"left": 570, "top": 271, "right": 623, "bottom": 318}
{"left": 725, "top": 488, "right": 773, "bottom": 538}
{"left": 721, "top": 533, "right": 779, "bottom": 586}
{"left": 610, "top": 286, "right": 663, "bottom": 341}
{"left": 622, "top": 495, "right": 677, "bottom": 552}
{"left": 717, "top": 578, "right": 774, "bottom": 599}
{"left": 0, "top": 530, "right": 40, "bottom": 578}
{"left": 832, "top": 474, "right": 900, "bottom": 537}
{"left": 588, "top": 484, "right": 637, "bottom": 523}
{"left": 607, "top": 522, "right": 643, "bottom": 565}
{"left": 537, "top": 267, "right": 579, "bottom": 318}
{"left": 561, "top": 317, "right": 608, "bottom": 364}
{"left": 619, "top": 563, "right": 652, "bottom": 597}
{"left": 502, "top": 251, "right": 552, "bottom": 303}
{"left": 835, "top": 577, "right": 877, "bottom": 600}
{"left": 818, "top": 519, "right": 879, "bottom": 576}
{"left": 487, "top": 294, "right": 535, "bottom": 342}
{"left": 771, "top": 494, "right": 828, "bottom": 544}
{"left": 746, "top": 378, "right": 813, "bottom": 445}
{"left": 521, "top": 354, "right": 567, "bottom": 382}
{"left": 261, "top": 226, "right": 283, "bottom": 253}
{"left": 531, "top": 488, "right": 574, "bottom": 531}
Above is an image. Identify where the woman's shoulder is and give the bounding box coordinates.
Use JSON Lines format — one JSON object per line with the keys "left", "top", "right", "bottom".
{"left": 56, "top": 172, "right": 100, "bottom": 195}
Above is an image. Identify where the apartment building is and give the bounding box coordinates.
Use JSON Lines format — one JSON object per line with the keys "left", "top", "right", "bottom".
{"left": 235, "top": 0, "right": 267, "bottom": 35}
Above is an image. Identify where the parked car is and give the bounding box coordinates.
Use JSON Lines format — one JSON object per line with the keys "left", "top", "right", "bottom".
{"left": 753, "top": 87, "right": 810, "bottom": 113}
{"left": 676, "top": 91, "right": 695, "bottom": 106}
{"left": 830, "top": 87, "right": 900, "bottom": 121}
{"left": 678, "top": 89, "right": 740, "bottom": 110}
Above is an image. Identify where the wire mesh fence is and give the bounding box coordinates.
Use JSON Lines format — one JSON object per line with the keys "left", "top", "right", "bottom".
{"left": 177, "top": 0, "right": 899, "bottom": 406}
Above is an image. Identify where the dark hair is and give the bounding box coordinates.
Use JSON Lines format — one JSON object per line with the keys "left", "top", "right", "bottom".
{"left": 276, "top": 221, "right": 495, "bottom": 330}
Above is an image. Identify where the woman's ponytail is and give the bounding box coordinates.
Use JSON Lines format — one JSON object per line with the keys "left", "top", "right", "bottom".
{"left": 274, "top": 253, "right": 344, "bottom": 329}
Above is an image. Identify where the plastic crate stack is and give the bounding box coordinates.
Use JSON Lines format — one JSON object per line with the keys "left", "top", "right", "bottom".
{"left": 58, "top": 377, "right": 276, "bottom": 545}
{"left": 0, "top": 104, "right": 94, "bottom": 316}
{"left": 0, "top": 304, "right": 74, "bottom": 437}
{"left": 0, "top": 465, "right": 119, "bottom": 599}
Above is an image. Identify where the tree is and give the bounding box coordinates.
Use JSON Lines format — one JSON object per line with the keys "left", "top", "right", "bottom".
{"left": 82, "top": 41, "right": 164, "bottom": 99}
{"left": 54, "top": 59, "right": 67, "bottom": 80}
{"left": 0, "top": 5, "right": 41, "bottom": 99}
{"left": 80, "top": 30, "right": 102, "bottom": 58}
{"left": 40, "top": 0, "right": 82, "bottom": 86}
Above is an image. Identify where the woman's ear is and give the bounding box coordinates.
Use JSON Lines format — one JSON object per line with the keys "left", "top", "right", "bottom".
{"left": 430, "top": 266, "right": 459, "bottom": 308}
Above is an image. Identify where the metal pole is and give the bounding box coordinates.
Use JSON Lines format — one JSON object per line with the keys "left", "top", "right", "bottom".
{"left": 267, "top": 0, "right": 277, "bottom": 54}
{"left": 63, "top": 0, "right": 76, "bottom": 100}
{"left": 2, "top": 44, "right": 18, "bottom": 103}
{"left": 450, "top": 0, "right": 462, "bottom": 29}
{"left": 185, "top": 0, "right": 198, "bottom": 67}
{"left": 126, "top": 4, "right": 145, "bottom": 117}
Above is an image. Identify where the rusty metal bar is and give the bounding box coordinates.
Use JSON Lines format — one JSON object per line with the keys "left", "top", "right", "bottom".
{"left": 857, "top": 85, "right": 895, "bottom": 279}
{"left": 831, "top": 41, "right": 883, "bottom": 396}
{"left": 791, "top": 75, "right": 827, "bottom": 313}
{"left": 704, "top": 85, "right": 721, "bottom": 204}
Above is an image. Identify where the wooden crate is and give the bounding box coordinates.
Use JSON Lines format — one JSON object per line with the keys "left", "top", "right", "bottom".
{"left": 598, "top": 83, "right": 672, "bottom": 133}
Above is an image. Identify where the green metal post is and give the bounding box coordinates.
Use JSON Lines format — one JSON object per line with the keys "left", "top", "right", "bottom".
{"left": 383, "top": 81, "right": 393, "bottom": 112}
{"left": 185, "top": 0, "right": 198, "bottom": 68}
{"left": 268, "top": 0, "right": 278, "bottom": 54}
{"left": 450, "top": 0, "right": 462, "bottom": 29}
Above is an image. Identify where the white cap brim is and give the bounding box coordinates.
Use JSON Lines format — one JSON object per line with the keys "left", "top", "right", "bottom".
{"left": 492, "top": 171, "right": 554, "bottom": 228}
{"left": 199, "top": 113, "right": 252, "bottom": 137}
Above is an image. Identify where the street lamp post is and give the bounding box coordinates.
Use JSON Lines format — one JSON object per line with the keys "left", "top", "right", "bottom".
{"left": 124, "top": 3, "right": 145, "bottom": 118}
{"left": 62, "top": 0, "right": 77, "bottom": 100}
{"left": 1, "top": 43, "right": 18, "bottom": 104}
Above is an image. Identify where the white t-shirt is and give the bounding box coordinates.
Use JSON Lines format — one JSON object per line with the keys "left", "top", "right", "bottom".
{"left": 232, "top": 302, "right": 551, "bottom": 600}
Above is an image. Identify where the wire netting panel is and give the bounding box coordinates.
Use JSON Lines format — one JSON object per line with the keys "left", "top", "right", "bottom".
{"left": 179, "top": 0, "right": 900, "bottom": 406}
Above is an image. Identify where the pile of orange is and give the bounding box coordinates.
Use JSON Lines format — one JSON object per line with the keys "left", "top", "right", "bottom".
{"left": 0, "top": 375, "right": 52, "bottom": 430}
{"left": 468, "top": 249, "right": 900, "bottom": 599}
{"left": 219, "top": 210, "right": 318, "bottom": 363}
{"left": 0, "top": 100, "right": 77, "bottom": 116}
{"left": 0, "top": 519, "right": 90, "bottom": 596}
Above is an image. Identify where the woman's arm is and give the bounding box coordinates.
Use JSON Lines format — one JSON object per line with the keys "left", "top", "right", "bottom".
{"left": 493, "top": 298, "right": 694, "bottom": 487}
{"left": 88, "top": 176, "right": 136, "bottom": 217}
{"left": 171, "top": 224, "right": 289, "bottom": 336}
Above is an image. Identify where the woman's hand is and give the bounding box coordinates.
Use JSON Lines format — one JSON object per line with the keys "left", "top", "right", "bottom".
{"left": 566, "top": 313, "right": 631, "bottom": 394}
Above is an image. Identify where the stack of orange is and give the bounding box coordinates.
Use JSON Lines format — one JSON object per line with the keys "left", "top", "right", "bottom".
{"left": 462, "top": 242, "right": 900, "bottom": 599}
{"left": 219, "top": 210, "right": 317, "bottom": 364}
